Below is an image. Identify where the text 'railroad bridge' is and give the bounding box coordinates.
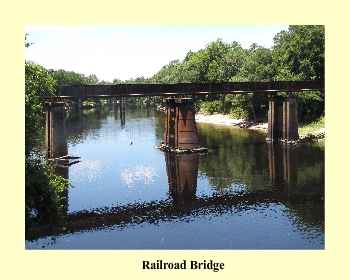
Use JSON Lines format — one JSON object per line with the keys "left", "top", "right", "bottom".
{"left": 40, "top": 81, "right": 324, "bottom": 157}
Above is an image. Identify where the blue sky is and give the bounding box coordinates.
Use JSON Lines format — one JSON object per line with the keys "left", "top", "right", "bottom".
{"left": 25, "top": 25, "right": 289, "bottom": 82}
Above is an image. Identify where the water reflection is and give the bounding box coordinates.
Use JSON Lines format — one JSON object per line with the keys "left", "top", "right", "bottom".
{"left": 267, "top": 142, "right": 298, "bottom": 189}
{"left": 26, "top": 106, "right": 324, "bottom": 248}
{"left": 165, "top": 153, "right": 199, "bottom": 203}
{"left": 120, "top": 164, "right": 158, "bottom": 187}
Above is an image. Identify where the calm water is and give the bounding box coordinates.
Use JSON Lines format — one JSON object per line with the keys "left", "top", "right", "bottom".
{"left": 25, "top": 104, "right": 325, "bottom": 249}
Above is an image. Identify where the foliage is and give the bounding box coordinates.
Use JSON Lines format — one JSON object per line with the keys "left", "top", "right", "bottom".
{"left": 271, "top": 25, "right": 325, "bottom": 121}
{"left": 25, "top": 159, "right": 67, "bottom": 228}
{"left": 298, "top": 115, "right": 325, "bottom": 135}
{"left": 25, "top": 61, "right": 56, "bottom": 156}
{"left": 272, "top": 25, "right": 325, "bottom": 81}
{"left": 150, "top": 26, "right": 325, "bottom": 122}
{"left": 25, "top": 61, "right": 70, "bottom": 231}
{"left": 52, "top": 69, "right": 92, "bottom": 86}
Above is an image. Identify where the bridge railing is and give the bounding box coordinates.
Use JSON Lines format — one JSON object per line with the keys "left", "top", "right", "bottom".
{"left": 38, "top": 81, "right": 324, "bottom": 99}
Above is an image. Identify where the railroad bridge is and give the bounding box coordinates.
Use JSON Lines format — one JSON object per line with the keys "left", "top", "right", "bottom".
{"left": 31, "top": 81, "right": 324, "bottom": 240}
{"left": 40, "top": 81, "right": 324, "bottom": 158}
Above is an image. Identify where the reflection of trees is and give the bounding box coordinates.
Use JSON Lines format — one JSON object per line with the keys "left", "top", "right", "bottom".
{"left": 65, "top": 108, "right": 104, "bottom": 146}
{"left": 284, "top": 199, "right": 324, "bottom": 235}
{"left": 196, "top": 122, "right": 324, "bottom": 235}
{"left": 197, "top": 123, "right": 271, "bottom": 192}
{"left": 65, "top": 105, "right": 165, "bottom": 146}
{"left": 197, "top": 122, "right": 324, "bottom": 194}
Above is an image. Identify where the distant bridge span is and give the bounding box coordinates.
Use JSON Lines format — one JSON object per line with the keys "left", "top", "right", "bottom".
{"left": 39, "top": 80, "right": 324, "bottom": 99}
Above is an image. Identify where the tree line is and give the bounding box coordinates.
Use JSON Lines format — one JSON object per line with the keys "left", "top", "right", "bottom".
{"left": 35, "top": 25, "right": 324, "bottom": 122}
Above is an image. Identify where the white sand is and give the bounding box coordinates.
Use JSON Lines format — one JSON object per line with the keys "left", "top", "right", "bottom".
{"left": 195, "top": 114, "right": 268, "bottom": 132}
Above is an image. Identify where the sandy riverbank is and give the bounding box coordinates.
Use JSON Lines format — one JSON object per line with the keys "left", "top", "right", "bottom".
{"left": 195, "top": 113, "right": 325, "bottom": 141}
{"left": 195, "top": 114, "right": 268, "bottom": 132}
{"left": 157, "top": 107, "right": 324, "bottom": 140}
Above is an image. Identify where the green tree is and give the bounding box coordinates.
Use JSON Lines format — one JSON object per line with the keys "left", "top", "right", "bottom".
{"left": 272, "top": 25, "right": 325, "bottom": 121}
{"left": 25, "top": 61, "right": 70, "bottom": 232}
{"left": 152, "top": 60, "right": 184, "bottom": 83}
{"left": 25, "top": 61, "right": 56, "bottom": 156}
{"left": 87, "top": 74, "right": 99, "bottom": 84}
{"left": 149, "top": 28, "right": 324, "bottom": 122}
{"left": 232, "top": 44, "right": 274, "bottom": 82}
{"left": 272, "top": 25, "right": 325, "bottom": 81}
{"left": 226, "top": 44, "right": 274, "bottom": 119}
{"left": 52, "top": 69, "right": 90, "bottom": 86}
{"left": 112, "top": 78, "right": 124, "bottom": 84}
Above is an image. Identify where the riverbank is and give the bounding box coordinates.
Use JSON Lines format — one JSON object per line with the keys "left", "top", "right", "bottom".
{"left": 196, "top": 114, "right": 268, "bottom": 131}
{"left": 195, "top": 113, "right": 325, "bottom": 142}
{"left": 156, "top": 106, "right": 325, "bottom": 141}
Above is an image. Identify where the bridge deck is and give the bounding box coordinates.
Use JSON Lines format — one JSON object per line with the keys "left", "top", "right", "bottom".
{"left": 39, "top": 81, "right": 324, "bottom": 99}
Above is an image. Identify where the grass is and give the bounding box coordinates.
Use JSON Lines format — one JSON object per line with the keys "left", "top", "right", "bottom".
{"left": 298, "top": 116, "right": 325, "bottom": 136}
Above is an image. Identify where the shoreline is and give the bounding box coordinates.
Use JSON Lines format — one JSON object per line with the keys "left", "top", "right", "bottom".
{"left": 156, "top": 107, "right": 325, "bottom": 141}
{"left": 195, "top": 113, "right": 325, "bottom": 142}
{"left": 195, "top": 113, "right": 268, "bottom": 131}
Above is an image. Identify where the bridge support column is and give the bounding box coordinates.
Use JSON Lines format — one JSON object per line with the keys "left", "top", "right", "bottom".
{"left": 163, "top": 98, "right": 200, "bottom": 151}
{"left": 266, "top": 95, "right": 299, "bottom": 142}
{"left": 44, "top": 102, "right": 68, "bottom": 159}
{"left": 120, "top": 97, "right": 125, "bottom": 125}
{"left": 77, "top": 98, "right": 83, "bottom": 110}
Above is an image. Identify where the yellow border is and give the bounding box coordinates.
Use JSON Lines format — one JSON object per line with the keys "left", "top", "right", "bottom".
{"left": 2, "top": 1, "right": 345, "bottom": 279}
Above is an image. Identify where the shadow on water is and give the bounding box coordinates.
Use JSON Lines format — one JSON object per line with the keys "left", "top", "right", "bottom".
{"left": 26, "top": 127, "right": 324, "bottom": 240}
{"left": 26, "top": 106, "right": 324, "bottom": 247}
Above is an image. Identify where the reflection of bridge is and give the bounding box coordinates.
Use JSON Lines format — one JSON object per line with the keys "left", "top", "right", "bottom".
{"left": 26, "top": 141, "right": 324, "bottom": 241}
{"left": 42, "top": 81, "right": 324, "bottom": 157}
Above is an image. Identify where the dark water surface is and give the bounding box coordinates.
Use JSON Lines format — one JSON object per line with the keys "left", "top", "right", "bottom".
{"left": 25, "top": 105, "right": 325, "bottom": 249}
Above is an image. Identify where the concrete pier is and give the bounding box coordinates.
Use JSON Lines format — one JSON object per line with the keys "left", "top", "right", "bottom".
{"left": 163, "top": 98, "right": 199, "bottom": 150}
{"left": 120, "top": 97, "right": 125, "bottom": 126}
{"left": 44, "top": 102, "right": 68, "bottom": 159}
{"left": 77, "top": 98, "right": 83, "bottom": 110}
{"left": 266, "top": 95, "right": 299, "bottom": 142}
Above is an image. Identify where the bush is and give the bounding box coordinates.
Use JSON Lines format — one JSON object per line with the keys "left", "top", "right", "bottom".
{"left": 25, "top": 159, "right": 69, "bottom": 229}
{"left": 199, "top": 100, "right": 223, "bottom": 114}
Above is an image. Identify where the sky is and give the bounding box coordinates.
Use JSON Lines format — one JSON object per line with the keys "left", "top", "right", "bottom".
{"left": 25, "top": 25, "right": 289, "bottom": 82}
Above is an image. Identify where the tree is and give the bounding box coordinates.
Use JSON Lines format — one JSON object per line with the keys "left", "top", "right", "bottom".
{"left": 52, "top": 69, "right": 90, "bottom": 86}
{"left": 25, "top": 61, "right": 56, "bottom": 156}
{"left": 272, "top": 25, "right": 325, "bottom": 121}
{"left": 25, "top": 61, "right": 70, "bottom": 231}
{"left": 272, "top": 25, "right": 325, "bottom": 81}
{"left": 87, "top": 74, "right": 99, "bottom": 84}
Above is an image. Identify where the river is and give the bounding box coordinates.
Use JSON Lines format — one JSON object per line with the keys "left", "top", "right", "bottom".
{"left": 25, "top": 104, "right": 325, "bottom": 249}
